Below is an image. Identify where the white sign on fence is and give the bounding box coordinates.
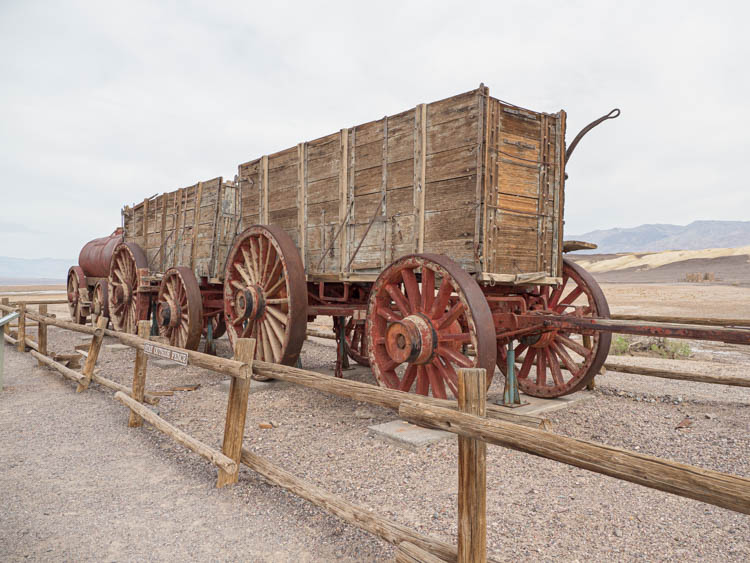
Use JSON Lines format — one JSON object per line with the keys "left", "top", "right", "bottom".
{"left": 142, "top": 342, "right": 188, "bottom": 366}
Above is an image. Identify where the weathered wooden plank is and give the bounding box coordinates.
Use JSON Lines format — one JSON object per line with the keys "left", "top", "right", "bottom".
{"left": 457, "top": 368, "right": 487, "bottom": 563}
{"left": 414, "top": 104, "right": 426, "bottom": 253}
{"left": 425, "top": 145, "right": 477, "bottom": 184}
{"left": 217, "top": 338, "right": 256, "bottom": 487}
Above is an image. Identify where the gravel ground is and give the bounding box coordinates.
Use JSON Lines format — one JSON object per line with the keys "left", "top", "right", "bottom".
{"left": 2, "top": 280, "right": 750, "bottom": 561}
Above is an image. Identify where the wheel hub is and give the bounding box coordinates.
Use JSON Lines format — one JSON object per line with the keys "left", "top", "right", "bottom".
{"left": 385, "top": 313, "right": 436, "bottom": 365}
{"left": 235, "top": 285, "right": 265, "bottom": 322}
{"left": 112, "top": 284, "right": 131, "bottom": 307}
{"left": 157, "top": 301, "right": 181, "bottom": 328}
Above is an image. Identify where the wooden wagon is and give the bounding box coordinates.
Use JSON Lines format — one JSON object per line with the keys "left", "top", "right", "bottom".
{"left": 68, "top": 84, "right": 621, "bottom": 399}
{"left": 223, "top": 84, "right": 611, "bottom": 398}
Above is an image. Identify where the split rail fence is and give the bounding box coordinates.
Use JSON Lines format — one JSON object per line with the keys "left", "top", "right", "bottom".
{"left": 2, "top": 298, "right": 750, "bottom": 563}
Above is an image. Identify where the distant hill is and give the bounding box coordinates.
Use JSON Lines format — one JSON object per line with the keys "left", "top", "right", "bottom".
{"left": 0, "top": 256, "right": 73, "bottom": 282}
{"left": 569, "top": 221, "right": 750, "bottom": 253}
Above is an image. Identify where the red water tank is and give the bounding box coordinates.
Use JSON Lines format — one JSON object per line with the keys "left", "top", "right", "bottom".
{"left": 78, "top": 228, "right": 123, "bottom": 278}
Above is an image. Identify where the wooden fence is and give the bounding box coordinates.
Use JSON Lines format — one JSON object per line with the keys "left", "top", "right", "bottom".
{"left": 2, "top": 300, "right": 750, "bottom": 562}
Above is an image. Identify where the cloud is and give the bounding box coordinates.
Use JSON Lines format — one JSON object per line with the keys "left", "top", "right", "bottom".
{"left": 0, "top": 0, "right": 748, "bottom": 258}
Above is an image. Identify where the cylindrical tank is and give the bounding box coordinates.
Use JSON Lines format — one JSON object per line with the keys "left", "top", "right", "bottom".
{"left": 78, "top": 228, "right": 123, "bottom": 278}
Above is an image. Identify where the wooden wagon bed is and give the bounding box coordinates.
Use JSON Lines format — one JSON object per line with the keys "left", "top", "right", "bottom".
{"left": 121, "top": 177, "right": 240, "bottom": 282}
{"left": 238, "top": 85, "right": 565, "bottom": 285}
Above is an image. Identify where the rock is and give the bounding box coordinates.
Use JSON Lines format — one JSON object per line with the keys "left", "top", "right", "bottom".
{"left": 704, "top": 413, "right": 716, "bottom": 420}
{"left": 614, "top": 528, "right": 623, "bottom": 538}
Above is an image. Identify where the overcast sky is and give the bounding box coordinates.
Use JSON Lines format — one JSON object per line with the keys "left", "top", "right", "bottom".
{"left": 1, "top": 0, "right": 748, "bottom": 259}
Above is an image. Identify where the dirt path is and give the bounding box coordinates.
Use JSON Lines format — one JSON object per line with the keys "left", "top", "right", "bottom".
{"left": 0, "top": 349, "right": 384, "bottom": 562}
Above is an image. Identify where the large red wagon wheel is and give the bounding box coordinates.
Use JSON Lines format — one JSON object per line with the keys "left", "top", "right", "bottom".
{"left": 223, "top": 225, "right": 307, "bottom": 366}
{"left": 156, "top": 267, "right": 203, "bottom": 350}
{"left": 367, "top": 254, "right": 496, "bottom": 399}
{"left": 108, "top": 242, "right": 150, "bottom": 334}
{"left": 344, "top": 317, "right": 370, "bottom": 366}
{"left": 66, "top": 266, "right": 89, "bottom": 324}
{"left": 497, "top": 258, "right": 611, "bottom": 397}
{"left": 91, "top": 280, "right": 110, "bottom": 327}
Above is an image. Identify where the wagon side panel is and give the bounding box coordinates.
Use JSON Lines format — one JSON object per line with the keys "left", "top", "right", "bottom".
{"left": 482, "top": 98, "right": 565, "bottom": 282}
{"left": 421, "top": 89, "right": 483, "bottom": 272}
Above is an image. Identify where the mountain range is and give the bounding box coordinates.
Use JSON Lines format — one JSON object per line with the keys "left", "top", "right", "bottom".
{"left": 568, "top": 221, "right": 750, "bottom": 254}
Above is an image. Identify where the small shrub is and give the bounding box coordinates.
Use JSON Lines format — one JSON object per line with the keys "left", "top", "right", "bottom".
{"left": 610, "top": 335, "right": 630, "bottom": 355}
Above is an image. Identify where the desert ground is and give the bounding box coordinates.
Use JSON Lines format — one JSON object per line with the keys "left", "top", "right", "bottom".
{"left": 1, "top": 279, "right": 749, "bottom": 561}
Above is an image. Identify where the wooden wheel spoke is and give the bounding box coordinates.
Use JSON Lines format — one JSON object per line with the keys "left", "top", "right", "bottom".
{"left": 430, "top": 278, "right": 452, "bottom": 317}
{"left": 436, "top": 301, "right": 465, "bottom": 330}
{"left": 400, "top": 364, "right": 418, "bottom": 391}
{"left": 260, "top": 321, "right": 274, "bottom": 362}
{"left": 241, "top": 247, "right": 257, "bottom": 284}
{"left": 265, "top": 312, "right": 286, "bottom": 345}
{"left": 552, "top": 340, "right": 580, "bottom": 374}
{"left": 437, "top": 345, "right": 472, "bottom": 368}
{"left": 548, "top": 277, "right": 567, "bottom": 309}
{"left": 261, "top": 238, "right": 273, "bottom": 283}
{"left": 249, "top": 239, "right": 261, "bottom": 281}
{"left": 536, "top": 346, "right": 547, "bottom": 386}
{"left": 265, "top": 276, "right": 285, "bottom": 298}
{"left": 385, "top": 283, "right": 410, "bottom": 316}
{"left": 401, "top": 268, "right": 421, "bottom": 313}
{"left": 264, "top": 258, "right": 283, "bottom": 291}
{"left": 230, "top": 280, "right": 244, "bottom": 290}
{"left": 426, "top": 364, "right": 447, "bottom": 399}
{"left": 234, "top": 262, "right": 253, "bottom": 287}
{"left": 421, "top": 267, "right": 435, "bottom": 313}
{"left": 439, "top": 332, "right": 472, "bottom": 343}
{"left": 434, "top": 359, "right": 458, "bottom": 397}
{"left": 265, "top": 305, "right": 288, "bottom": 326}
{"left": 375, "top": 306, "right": 402, "bottom": 322}
{"left": 557, "top": 333, "right": 592, "bottom": 359}
{"left": 416, "top": 366, "right": 429, "bottom": 395}
{"left": 518, "top": 349, "right": 537, "bottom": 379}
{"left": 547, "top": 348, "right": 565, "bottom": 387}
{"left": 557, "top": 285, "right": 584, "bottom": 310}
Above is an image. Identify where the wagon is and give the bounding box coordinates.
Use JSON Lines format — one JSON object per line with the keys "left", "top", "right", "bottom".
{"left": 68, "top": 84, "right": 622, "bottom": 399}
{"left": 225, "top": 84, "right": 612, "bottom": 398}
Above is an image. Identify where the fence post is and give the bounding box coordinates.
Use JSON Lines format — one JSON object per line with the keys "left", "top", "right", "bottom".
{"left": 77, "top": 316, "right": 108, "bottom": 392}
{"left": 583, "top": 335, "right": 596, "bottom": 389}
{"left": 1, "top": 298, "right": 9, "bottom": 336}
{"left": 129, "top": 320, "right": 151, "bottom": 427}
{"left": 16, "top": 304, "right": 26, "bottom": 353}
{"left": 457, "top": 367, "right": 487, "bottom": 563}
{"left": 37, "top": 304, "right": 48, "bottom": 362}
{"left": 217, "top": 338, "right": 256, "bottom": 487}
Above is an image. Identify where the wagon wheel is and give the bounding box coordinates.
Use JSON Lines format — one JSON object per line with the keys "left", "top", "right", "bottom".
{"left": 91, "top": 280, "right": 110, "bottom": 328}
{"left": 344, "top": 317, "right": 370, "bottom": 366}
{"left": 367, "top": 254, "right": 496, "bottom": 399}
{"left": 108, "top": 242, "right": 150, "bottom": 334}
{"left": 202, "top": 313, "right": 227, "bottom": 340}
{"left": 497, "top": 258, "right": 611, "bottom": 397}
{"left": 223, "top": 225, "right": 307, "bottom": 370}
{"left": 155, "top": 267, "right": 203, "bottom": 350}
{"left": 66, "top": 266, "right": 88, "bottom": 324}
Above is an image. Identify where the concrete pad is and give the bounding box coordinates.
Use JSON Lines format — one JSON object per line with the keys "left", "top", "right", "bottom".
{"left": 105, "top": 343, "right": 130, "bottom": 351}
{"left": 368, "top": 420, "right": 452, "bottom": 452}
{"left": 491, "top": 390, "right": 593, "bottom": 416}
{"left": 216, "top": 378, "right": 290, "bottom": 394}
